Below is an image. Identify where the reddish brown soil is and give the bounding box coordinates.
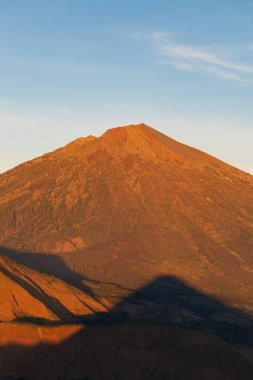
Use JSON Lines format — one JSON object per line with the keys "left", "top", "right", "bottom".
{"left": 0, "top": 123, "right": 253, "bottom": 379}
{"left": 0, "top": 124, "right": 252, "bottom": 311}
{"left": 0, "top": 253, "right": 108, "bottom": 322}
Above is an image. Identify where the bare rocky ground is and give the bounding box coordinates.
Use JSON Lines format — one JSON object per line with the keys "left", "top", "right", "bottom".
{"left": 0, "top": 124, "right": 252, "bottom": 379}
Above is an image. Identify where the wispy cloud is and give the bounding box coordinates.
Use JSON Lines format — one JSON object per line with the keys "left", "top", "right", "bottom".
{"left": 135, "top": 31, "right": 253, "bottom": 84}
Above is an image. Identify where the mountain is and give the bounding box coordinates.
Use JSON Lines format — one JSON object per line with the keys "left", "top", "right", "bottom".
{"left": 0, "top": 253, "right": 108, "bottom": 322}
{"left": 0, "top": 124, "right": 253, "bottom": 379}
{"left": 0, "top": 123, "right": 252, "bottom": 314}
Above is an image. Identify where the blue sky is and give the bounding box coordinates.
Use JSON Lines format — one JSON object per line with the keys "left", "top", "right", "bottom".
{"left": 0, "top": 0, "right": 253, "bottom": 173}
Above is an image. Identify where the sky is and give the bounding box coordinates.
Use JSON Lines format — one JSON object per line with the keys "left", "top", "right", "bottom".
{"left": 0, "top": 0, "right": 253, "bottom": 173}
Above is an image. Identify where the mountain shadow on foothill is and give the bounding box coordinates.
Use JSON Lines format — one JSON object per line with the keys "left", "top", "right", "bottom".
{"left": 112, "top": 275, "right": 253, "bottom": 346}
{"left": 1, "top": 275, "right": 253, "bottom": 379}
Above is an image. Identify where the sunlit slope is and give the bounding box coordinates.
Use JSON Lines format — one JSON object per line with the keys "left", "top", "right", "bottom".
{"left": 0, "top": 124, "right": 252, "bottom": 309}
{"left": 0, "top": 253, "right": 107, "bottom": 322}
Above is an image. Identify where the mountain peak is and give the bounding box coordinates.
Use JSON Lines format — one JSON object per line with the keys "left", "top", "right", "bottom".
{"left": 101, "top": 123, "right": 151, "bottom": 140}
{"left": 99, "top": 123, "right": 214, "bottom": 164}
{"left": 52, "top": 123, "right": 212, "bottom": 164}
{"left": 100, "top": 123, "right": 174, "bottom": 149}
{"left": 62, "top": 124, "right": 154, "bottom": 156}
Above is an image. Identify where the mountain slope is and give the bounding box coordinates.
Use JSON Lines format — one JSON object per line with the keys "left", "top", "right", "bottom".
{"left": 0, "top": 123, "right": 252, "bottom": 312}
{"left": 0, "top": 253, "right": 108, "bottom": 322}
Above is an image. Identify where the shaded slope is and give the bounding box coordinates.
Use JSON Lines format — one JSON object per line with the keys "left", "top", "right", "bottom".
{"left": 0, "top": 124, "right": 252, "bottom": 312}
{"left": 113, "top": 275, "right": 253, "bottom": 346}
{"left": 2, "top": 323, "right": 253, "bottom": 380}
{"left": 0, "top": 253, "right": 108, "bottom": 322}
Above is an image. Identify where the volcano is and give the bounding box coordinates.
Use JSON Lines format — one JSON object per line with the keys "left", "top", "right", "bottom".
{"left": 1, "top": 123, "right": 253, "bottom": 379}
{"left": 0, "top": 123, "right": 252, "bottom": 312}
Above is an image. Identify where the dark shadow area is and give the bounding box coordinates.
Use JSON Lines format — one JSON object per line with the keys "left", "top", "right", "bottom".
{"left": 113, "top": 276, "right": 253, "bottom": 346}
{"left": 65, "top": 275, "right": 253, "bottom": 347}
{"left": 1, "top": 276, "right": 253, "bottom": 379}
{"left": 12, "top": 316, "right": 68, "bottom": 326}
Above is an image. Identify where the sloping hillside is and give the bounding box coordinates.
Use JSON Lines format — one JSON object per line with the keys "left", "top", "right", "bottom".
{"left": 1, "top": 322, "right": 253, "bottom": 380}
{"left": 0, "top": 253, "right": 108, "bottom": 322}
{"left": 0, "top": 124, "right": 252, "bottom": 312}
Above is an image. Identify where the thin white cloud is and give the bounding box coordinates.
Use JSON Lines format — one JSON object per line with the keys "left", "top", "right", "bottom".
{"left": 159, "top": 43, "right": 253, "bottom": 73}
{"left": 136, "top": 31, "right": 253, "bottom": 83}
{"left": 162, "top": 59, "right": 248, "bottom": 83}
